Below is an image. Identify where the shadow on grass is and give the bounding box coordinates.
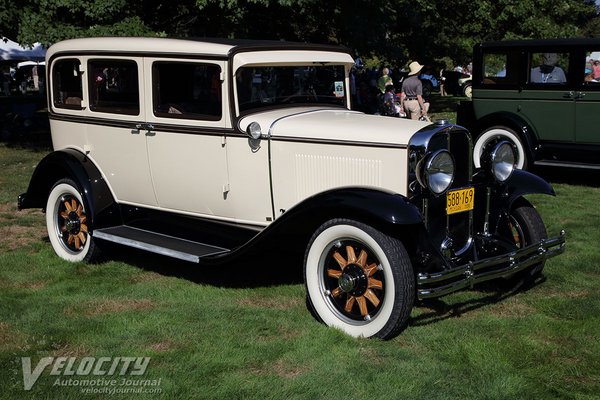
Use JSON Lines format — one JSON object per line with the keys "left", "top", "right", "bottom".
{"left": 411, "top": 276, "right": 546, "bottom": 327}
{"left": 99, "top": 241, "right": 304, "bottom": 289}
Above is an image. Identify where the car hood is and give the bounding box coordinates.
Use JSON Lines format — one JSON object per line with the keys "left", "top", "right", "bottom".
{"left": 238, "top": 107, "right": 429, "bottom": 147}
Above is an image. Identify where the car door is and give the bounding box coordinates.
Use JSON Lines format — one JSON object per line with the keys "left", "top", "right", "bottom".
{"left": 143, "top": 58, "right": 234, "bottom": 218}
{"left": 518, "top": 51, "right": 575, "bottom": 143}
{"left": 575, "top": 49, "right": 600, "bottom": 145}
{"left": 82, "top": 56, "right": 158, "bottom": 207}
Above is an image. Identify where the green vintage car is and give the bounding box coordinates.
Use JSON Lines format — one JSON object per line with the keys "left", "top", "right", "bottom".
{"left": 458, "top": 38, "right": 600, "bottom": 170}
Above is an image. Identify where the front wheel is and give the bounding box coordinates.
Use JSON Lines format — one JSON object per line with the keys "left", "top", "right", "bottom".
{"left": 473, "top": 126, "right": 529, "bottom": 170}
{"left": 499, "top": 199, "right": 548, "bottom": 289}
{"left": 46, "top": 178, "right": 100, "bottom": 262}
{"left": 304, "top": 219, "right": 415, "bottom": 339}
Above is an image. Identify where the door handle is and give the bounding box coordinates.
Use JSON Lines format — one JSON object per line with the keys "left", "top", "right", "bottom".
{"left": 562, "top": 91, "right": 574, "bottom": 99}
{"left": 134, "top": 123, "right": 155, "bottom": 133}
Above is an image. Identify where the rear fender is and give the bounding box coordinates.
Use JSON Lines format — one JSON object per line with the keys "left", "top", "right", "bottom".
{"left": 18, "top": 149, "right": 119, "bottom": 228}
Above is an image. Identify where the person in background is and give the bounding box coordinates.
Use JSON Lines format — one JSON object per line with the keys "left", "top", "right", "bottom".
{"left": 585, "top": 52, "right": 600, "bottom": 83}
{"left": 530, "top": 53, "right": 566, "bottom": 83}
{"left": 400, "top": 61, "right": 429, "bottom": 121}
{"left": 377, "top": 67, "right": 393, "bottom": 94}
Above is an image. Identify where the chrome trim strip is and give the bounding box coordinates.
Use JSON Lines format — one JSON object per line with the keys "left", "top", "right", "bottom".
{"left": 416, "top": 230, "right": 566, "bottom": 299}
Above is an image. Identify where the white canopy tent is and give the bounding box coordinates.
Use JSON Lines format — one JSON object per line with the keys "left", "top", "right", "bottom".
{"left": 0, "top": 38, "right": 46, "bottom": 62}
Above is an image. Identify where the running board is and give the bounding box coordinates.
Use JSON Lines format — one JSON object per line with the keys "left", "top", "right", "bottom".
{"left": 93, "top": 226, "right": 229, "bottom": 263}
{"left": 535, "top": 160, "right": 600, "bottom": 170}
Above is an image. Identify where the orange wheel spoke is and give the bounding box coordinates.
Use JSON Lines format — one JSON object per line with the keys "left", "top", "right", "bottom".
{"left": 74, "top": 235, "right": 81, "bottom": 249}
{"left": 76, "top": 204, "right": 83, "bottom": 217}
{"left": 79, "top": 215, "right": 87, "bottom": 224}
{"left": 64, "top": 200, "right": 73, "bottom": 212}
{"left": 60, "top": 211, "right": 69, "bottom": 220}
{"left": 365, "top": 263, "right": 378, "bottom": 276}
{"left": 368, "top": 278, "right": 383, "bottom": 290}
{"left": 80, "top": 224, "right": 88, "bottom": 233}
{"left": 67, "top": 234, "right": 74, "bottom": 245}
{"left": 327, "top": 268, "right": 342, "bottom": 279}
{"left": 71, "top": 199, "right": 77, "bottom": 212}
{"left": 333, "top": 251, "right": 347, "bottom": 269}
{"left": 346, "top": 246, "right": 356, "bottom": 264}
{"left": 344, "top": 296, "right": 356, "bottom": 313}
{"left": 331, "top": 287, "right": 343, "bottom": 298}
{"left": 78, "top": 232, "right": 87, "bottom": 245}
{"left": 364, "top": 289, "right": 380, "bottom": 307}
{"left": 356, "top": 296, "right": 368, "bottom": 317}
{"left": 357, "top": 250, "right": 367, "bottom": 267}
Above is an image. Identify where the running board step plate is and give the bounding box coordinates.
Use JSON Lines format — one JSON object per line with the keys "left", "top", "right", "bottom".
{"left": 93, "top": 226, "right": 229, "bottom": 263}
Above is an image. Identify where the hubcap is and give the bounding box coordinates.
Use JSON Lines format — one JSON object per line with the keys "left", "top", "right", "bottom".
{"left": 57, "top": 195, "right": 89, "bottom": 252}
{"left": 323, "top": 241, "right": 384, "bottom": 321}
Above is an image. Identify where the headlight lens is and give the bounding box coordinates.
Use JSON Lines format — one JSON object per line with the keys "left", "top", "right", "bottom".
{"left": 418, "top": 150, "right": 455, "bottom": 194}
{"left": 490, "top": 141, "right": 515, "bottom": 182}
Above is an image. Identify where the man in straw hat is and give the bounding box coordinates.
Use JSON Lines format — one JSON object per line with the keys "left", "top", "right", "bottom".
{"left": 400, "top": 61, "right": 429, "bottom": 121}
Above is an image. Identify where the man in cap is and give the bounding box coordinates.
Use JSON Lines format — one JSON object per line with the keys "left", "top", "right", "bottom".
{"left": 530, "top": 53, "right": 566, "bottom": 83}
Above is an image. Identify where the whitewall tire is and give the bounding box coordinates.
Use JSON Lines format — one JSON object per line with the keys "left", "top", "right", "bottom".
{"left": 46, "top": 179, "right": 99, "bottom": 262}
{"left": 304, "top": 219, "right": 414, "bottom": 339}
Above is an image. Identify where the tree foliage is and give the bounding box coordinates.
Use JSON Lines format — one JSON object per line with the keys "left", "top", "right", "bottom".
{"left": 1, "top": 0, "right": 598, "bottom": 66}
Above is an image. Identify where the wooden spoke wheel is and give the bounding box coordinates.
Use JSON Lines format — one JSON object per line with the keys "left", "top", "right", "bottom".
{"left": 46, "top": 179, "right": 100, "bottom": 262}
{"left": 304, "top": 219, "right": 414, "bottom": 339}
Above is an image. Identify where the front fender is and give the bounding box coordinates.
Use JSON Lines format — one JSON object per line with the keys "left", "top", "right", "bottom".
{"left": 504, "top": 169, "right": 555, "bottom": 207}
{"left": 18, "top": 149, "right": 119, "bottom": 228}
{"left": 204, "top": 187, "right": 424, "bottom": 264}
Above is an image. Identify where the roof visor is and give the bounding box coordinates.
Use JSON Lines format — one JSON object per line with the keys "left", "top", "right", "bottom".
{"left": 232, "top": 50, "right": 355, "bottom": 72}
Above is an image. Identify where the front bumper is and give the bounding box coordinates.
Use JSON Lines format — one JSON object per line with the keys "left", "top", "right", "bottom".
{"left": 417, "top": 230, "right": 566, "bottom": 299}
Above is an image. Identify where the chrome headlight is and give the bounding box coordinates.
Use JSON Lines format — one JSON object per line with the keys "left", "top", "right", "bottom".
{"left": 417, "top": 150, "right": 455, "bottom": 195}
{"left": 490, "top": 141, "right": 515, "bottom": 182}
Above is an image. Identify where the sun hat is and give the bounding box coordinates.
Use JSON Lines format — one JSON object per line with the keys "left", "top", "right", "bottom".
{"left": 588, "top": 52, "right": 600, "bottom": 62}
{"left": 408, "top": 61, "right": 424, "bottom": 76}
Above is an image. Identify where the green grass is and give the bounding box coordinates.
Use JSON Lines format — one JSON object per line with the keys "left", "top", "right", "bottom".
{"left": 1, "top": 136, "right": 599, "bottom": 399}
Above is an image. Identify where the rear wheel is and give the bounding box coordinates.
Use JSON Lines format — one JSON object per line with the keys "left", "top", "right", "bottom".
{"left": 46, "top": 178, "right": 100, "bottom": 262}
{"left": 462, "top": 82, "right": 472, "bottom": 98}
{"left": 304, "top": 219, "right": 414, "bottom": 339}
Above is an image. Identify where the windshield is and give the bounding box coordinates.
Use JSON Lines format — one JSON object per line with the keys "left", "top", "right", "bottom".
{"left": 236, "top": 65, "right": 347, "bottom": 112}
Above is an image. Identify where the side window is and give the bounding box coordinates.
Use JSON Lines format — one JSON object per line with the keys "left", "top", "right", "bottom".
{"left": 482, "top": 52, "right": 512, "bottom": 85}
{"left": 88, "top": 59, "right": 139, "bottom": 115}
{"left": 52, "top": 59, "right": 83, "bottom": 109}
{"left": 584, "top": 51, "right": 600, "bottom": 83}
{"left": 153, "top": 62, "right": 222, "bottom": 120}
{"left": 529, "top": 52, "right": 569, "bottom": 84}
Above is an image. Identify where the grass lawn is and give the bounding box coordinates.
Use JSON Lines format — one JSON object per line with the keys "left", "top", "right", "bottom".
{"left": 1, "top": 118, "right": 599, "bottom": 399}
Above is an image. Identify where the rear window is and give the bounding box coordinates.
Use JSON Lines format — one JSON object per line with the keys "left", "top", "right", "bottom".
{"left": 88, "top": 59, "right": 140, "bottom": 115}
{"left": 482, "top": 52, "right": 514, "bottom": 85}
{"left": 52, "top": 59, "right": 83, "bottom": 109}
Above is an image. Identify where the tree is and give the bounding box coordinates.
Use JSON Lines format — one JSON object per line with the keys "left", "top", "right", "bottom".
{"left": 1, "top": 0, "right": 598, "bottom": 67}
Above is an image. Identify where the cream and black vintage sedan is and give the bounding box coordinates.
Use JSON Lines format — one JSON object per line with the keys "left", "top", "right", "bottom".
{"left": 19, "top": 37, "right": 565, "bottom": 339}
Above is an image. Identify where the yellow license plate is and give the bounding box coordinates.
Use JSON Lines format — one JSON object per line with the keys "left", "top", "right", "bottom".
{"left": 447, "top": 187, "right": 475, "bottom": 215}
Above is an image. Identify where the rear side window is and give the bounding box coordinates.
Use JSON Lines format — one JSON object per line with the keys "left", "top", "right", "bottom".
{"left": 153, "top": 62, "right": 222, "bottom": 120}
{"left": 482, "top": 52, "right": 515, "bottom": 85}
{"left": 52, "top": 59, "right": 83, "bottom": 109}
{"left": 88, "top": 59, "right": 140, "bottom": 115}
{"left": 529, "top": 52, "right": 569, "bottom": 85}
